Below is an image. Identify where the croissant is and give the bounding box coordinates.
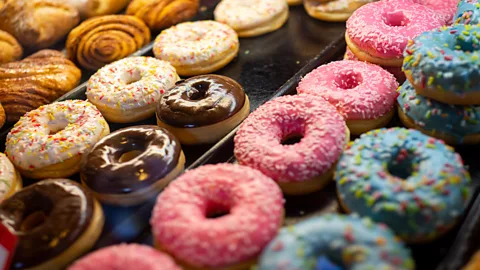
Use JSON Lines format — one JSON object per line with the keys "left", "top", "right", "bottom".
{"left": 127, "top": 0, "right": 199, "bottom": 31}
{"left": 66, "top": 15, "right": 151, "bottom": 70}
{"left": 0, "top": 50, "right": 82, "bottom": 122}
{"left": 0, "top": 0, "right": 80, "bottom": 51}
{"left": 65, "top": 0, "right": 131, "bottom": 18}
{"left": 0, "top": 30, "right": 22, "bottom": 64}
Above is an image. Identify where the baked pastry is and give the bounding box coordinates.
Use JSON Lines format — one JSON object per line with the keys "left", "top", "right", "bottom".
{"left": 65, "top": 0, "right": 131, "bottom": 18}
{"left": 464, "top": 251, "right": 480, "bottom": 270}
{"left": 127, "top": 0, "right": 200, "bottom": 31}
{"left": 0, "top": 0, "right": 80, "bottom": 51}
{"left": 0, "top": 30, "right": 22, "bottom": 64}
{"left": 66, "top": 15, "right": 151, "bottom": 70}
{"left": 0, "top": 102, "right": 5, "bottom": 129}
{"left": 0, "top": 50, "right": 81, "bottom": 122}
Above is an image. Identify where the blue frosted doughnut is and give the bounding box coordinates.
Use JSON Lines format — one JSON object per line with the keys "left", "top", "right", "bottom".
{"left": 258, "top": 214, "right": 414, "bottom": 270}
{"left": 397, "top": 80, "right": 480, "bottom": 144}
{"left": 455, "top": 0, "right": 480, "bottom": 25}
{"left": 402, "top": 24, "right": 480, "bottom": 104}
{"left": 335, "top": 128, "right": 472, "bottom": 242}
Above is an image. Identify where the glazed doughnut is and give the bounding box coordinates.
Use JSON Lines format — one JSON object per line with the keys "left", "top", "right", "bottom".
{"left": 150, "top": 163, "right": 284, "bottom": 270}
{"left": 410, "top": 0, "right": 459, "bottom": 24}
{"left": 81, "top": 125, "right": 185, "bottom": 206}
{"left": 304, "top": 0, "right": 376, "bottom": 22}
{"left": 0, "top": 179, "right": 104, "bottom": 270}
{"left": 344, "top": 47, "right": 406, "bottom": 83}
{"left": 5, "top": 100, "right": 110, "bottom": 179}
{"left": 153, "top": 20, "right": 239, "bottom": 76}
{"left": 214, "top": 0, "right": 289, "bottom": 37}
{"left": 259, "top": 214, "right": 414, "bottom": 270}
{"left": 397, "top": 81, "right": 480, "bottom": 145}
{"left": 346, "top": 0, "right": 443, "bottom": 67}
{"left": 455, "top": 0, "right": 480, "bottom": 25}
{"left": 156, "top": 75, "right": 250, "bottom": 145}
{"left": 69, "top": 244, "right": 181, "bottom": 270}
{"left": 234, "top": 95, "right": 349, "bottom": 195}
{"left": 0, "top": 153, "right": 21, "bottom": 202}
{"left": 403, "top": 24, "right": 480, "bottom": 105}
{"left": 297, "top": 60, "right": 398, "bottom": 135}
{"left": 335, "top": 128, "right": 472, "bottom": 242}
{"left": 87, "top": 57, "right": 179, "bottom": 123}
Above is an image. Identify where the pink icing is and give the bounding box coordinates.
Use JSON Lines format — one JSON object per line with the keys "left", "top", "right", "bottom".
{"left": 297, "top": 60, "right": 398, "bottom": 120}
{"left": 150, "top": 163, "right": 284, "bottom": 268}
{"left": 392, "top": 0, "right": 458, "bottom": 24}
{"left": 346, "top": 0, "right": 444, "bottom": 59}
{"left": 234, "top": 94, "right": 347, "bottom": 183}
{"left": 68, "top": 244, "right": 180, "bottom": 270}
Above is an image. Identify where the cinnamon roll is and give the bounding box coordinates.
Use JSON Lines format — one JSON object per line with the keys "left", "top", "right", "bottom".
{"left": 127, "top": 0, "right": 200, "bottom": 31}
{"left": 66, "top": 15, "right": 151, "bottom": 70}
{"left": 0, "top": 50, "right": 81, "bottom": 123}
{"left": 66, "top": 0, "right": 131, "bottom": 18}
{"left": 0, "top": 30, "right": 22, "bottom": 64}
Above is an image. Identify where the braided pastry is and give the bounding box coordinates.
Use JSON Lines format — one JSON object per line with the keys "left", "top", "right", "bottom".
{"left": 0, "top": 102, "right": 5, "bottom": 129}
{"left": 66, "top": 15, "right": 151, "bottom": 70}
{"left": 0, "top": 30, "right": 22, "bottom": 64}
{"left": 0, "top": 50, "right": 81, "bottom": 122}
{"left": 65, "top": 0, "right": 131, "bottom": 18}
{"left": 127, "top": 0, "right": 199, "bottom": 31}
{"left": 0, "top": 0, "right": 80, "bottom": 51}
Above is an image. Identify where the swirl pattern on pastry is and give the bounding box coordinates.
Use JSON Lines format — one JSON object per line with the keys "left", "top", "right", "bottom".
{"left": 0, "top": 29, "right": 22, "bottom": 64}
{"left": 65, "top": 0, "right": 131, "bottom": 18}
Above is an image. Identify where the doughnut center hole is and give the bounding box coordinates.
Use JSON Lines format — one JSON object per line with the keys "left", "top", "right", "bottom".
{"left": 119, "top": 150, "right": 143, "bottom": 162}
{"left": 188, "top": 81, "right": 211, "bottom": 100}
{"left": 334, "top": 71, "right": 363, "bottom": 90}
{"left": 281, "top": 134, "right": 304, "bottom": 145}
{"left": 383, "top": 11, "right": 410, "bottom": 27}
{"left": 20, "top": 211, "right": 47, "bottom": 232}
{"left": 48, "top": 118, "right": 69, "bottom": 135}
{"left": 316, "top": 255, "right": 345, "bottom": 270}
{"left": 123, "top": 68, "right": 142, "bottom": 85}
{"left": 387, "top": 149, "right": 414, "bottom": 180}
{"left": 205, "top": 202, "right": 230, "bottom": 219}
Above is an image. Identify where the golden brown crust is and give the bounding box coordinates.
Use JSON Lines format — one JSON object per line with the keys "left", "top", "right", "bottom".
{"left": 127, "top": 0, "right": 199, "bottom": 31}
{"left": 0, "top": 102, "right": 5, "bottom": 129}
{"left": 0, "top": 30, "right": 22, "bottom": 64}
{"left": 66, "top": 15, "right": 151, "bottom": 70}
{"left": 0, "top": 50, "right": 81, "bottom": 122}
{"left": 65, "top": 0, "right": 131, "bottom": 18}
{"left": 0, "top": 0, "right": 80, "bottom": 51}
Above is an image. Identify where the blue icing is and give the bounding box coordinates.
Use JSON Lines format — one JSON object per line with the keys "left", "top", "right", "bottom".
{"left": 258, "top": 214, "right": 414, "bottom": 270}
{"left": 316, "top": 256, "right": 343, "bottom": 270}
{"left": 397, "top": 80, "right": 480, "bottom": 142}
{"left": 402, "top": 24, "right": 480, "bottom": 95}
{"left": 335, "top": 128, "right": 472, "bottom": 241}
{"left": 455, "top": 0, "right": 480, "bottom": 25}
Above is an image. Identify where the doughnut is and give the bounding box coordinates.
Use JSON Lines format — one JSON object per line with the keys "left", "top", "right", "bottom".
{"left": 214, "top": 0, "right": 289, "bottom": 37}
{"left": 153, "top": 20, "right": 239, "bottom": 76}
{"left": 87, "top": 56, "right": 179, "bottom": 123}
{"left": 344, "top": 47, "right": 406, "bottom": 83}
{"left": 345, "top": 0, "right": 444, "bottom": 67}
{"left": 69, "top": 244, "right": 181, "bottom": 270}
{"left": 410, "top": 0, "right": 459, "bottom": 24}
{"left": 397, "top": 81, "right": 480, "bottom": 145}
{"left": 403, "top": 24, "right": 480, "bottom": 105}
{"left": 258, "top": 214, "right": 414, "bottom": 270}
{"left": 156, "top": 75, "right": 250, "bottom": 145}
{"left": 0, "top": 179, "right": 104, "bottom": 270}
{"left": 150, "top": 163, "right": 284, "bottom": 269}
{"left": 234, "top": 95, "right": 350, "bottom": 195}
{"left": 288, "top": 0, "right": 302, "bottom": 5}
{"left": 81, "top": 125, "right": 185, "bottom": 206}
{"left": 304, "top": 0, "right": 376, "bottom": 22}
{"left": 5, "top": 100, "right": 110, "bottom": 179}
{"left": 463, "top": 250, "right": 480, "bottom": 270}
{"left": 455, "top": 0, "right": 480, "bottom": 25}
{"left": 0, "top": 153, "right": 21, "bottom": 202}
{"left": 335, "top": 127, "right": 472, "bottom": 242}
{"left": 297, "top": 60, "right": 398, "bottom": 135}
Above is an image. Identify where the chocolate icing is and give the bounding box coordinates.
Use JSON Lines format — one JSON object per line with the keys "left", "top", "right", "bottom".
{"left": 81, "top": 125, "right": 181, "bottom": 194}
{"left": 0, "top": 179, "right": 94, "bottom": 269}
{"left": 156, "top": 75, "right": 246, "bottom": 127}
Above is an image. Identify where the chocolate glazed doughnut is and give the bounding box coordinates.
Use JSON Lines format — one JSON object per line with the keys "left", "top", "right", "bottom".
{"left": 81, "top": 125, "right": 185, "bottom": 206}
{"left": 0, "top": 179, "right": 104, "bottom": 270}
{"left": 156, "top": 75, "right": 250, "bottom": 145}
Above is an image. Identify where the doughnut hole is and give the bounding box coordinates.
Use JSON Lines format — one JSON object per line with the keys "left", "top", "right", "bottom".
{"left": 188, "top": 81, "right": 211, "bottom": 100}
{"left": 334, "top": 70, "right": 363, "bottom": 90}
{"left": 387, "top": 148, "right": 415, "bottom": 180}
{"left": 383, "top": 11, "right": 410, "bottom": 27}
{"left": 316, "top": 255, "right": 345, "bottom": 269}
{"left": 20, "top": 197, "right": 53, "bottom": 232}
{"left": 279, "top": 119, "right": 306, "bottom": 146}
{"left": 204, "top": 192, "right": 233, "bottom": 219}
{"left": 122, "top": 68, "right": 142, "bottom": 85}
{"left": 116, "top": 138, "right": 148, "bottom": 181}
{"left": 47, "top": 117, "right": 69, "bottom": 135}
{"left": 119, "top": 150, "right": 143, "bottom": 163}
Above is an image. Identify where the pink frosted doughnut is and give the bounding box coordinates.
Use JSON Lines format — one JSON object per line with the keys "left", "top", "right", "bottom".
{"left": 234, "top": 95, "right": 349, "bottom": 195}
{"left": 68, "top": 244, "right": 180, "bottom": 270}
{"left": 406, "top": 0, "right": 458, "bottom": 24}
{"left": 346, "top": 0, "right": 443, "bottom": 66}
{"left": 150, "top": 163, "right": 284, "bottom": 269}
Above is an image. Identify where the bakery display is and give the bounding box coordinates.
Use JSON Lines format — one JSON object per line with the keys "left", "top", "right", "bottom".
{"left": 81, "top": 125, "right": 185, "bottom": 206}
{"left": 0, "top": 153, "right": 21, "bottom": 202}
{"left": 0, "top": 30, "right": 22, "bottom": 64}
{"left": 150, "top": 163, "right": 284, "bottom": 269}
{"left": 304, "top": 0, "right": 376, "bottom": 22}
{"left": 0, "top": 179, "right": 104, "bottom": 270}
{"left": 0, "top": 50, "right": 81, "bottom": 123}
{"left": 66, "top": 0, "right": 131, "bottom": 18}
{"left": 87, "top": 56, "right": 179, "bottom": 123}
{"left": 127, "top": 0, "right": 200, "bottom": 31}
{"left": 214, "top": 0, "right": 289, "bottom": 37}
{"left": 297, "top": 60, "right": 398, "bottom": 135}
{"left": 0, "top": 0, "right": 79, "bottom": 51}
{"left": 66, "top": 15, "right": 151, "bottom": 71}
{"left": 156, "top": 74, "right": 250, "bottom": 144}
